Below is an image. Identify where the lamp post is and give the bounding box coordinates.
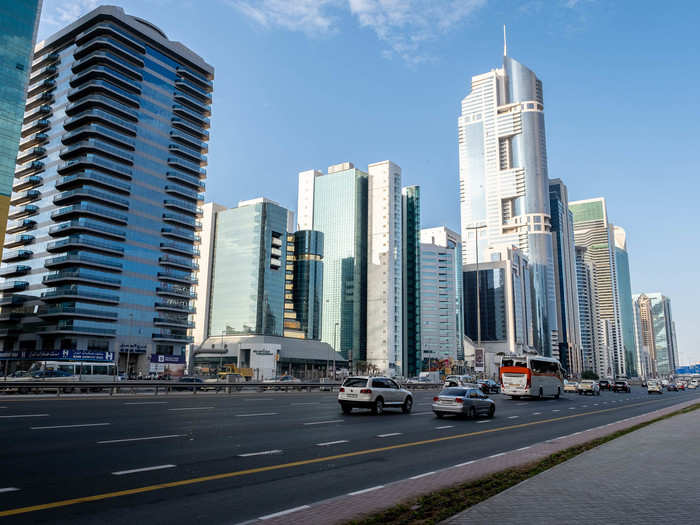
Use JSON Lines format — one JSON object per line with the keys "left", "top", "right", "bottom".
{"left": 126, "top": 313, "right": 133, "bottom": 379}
{"left": 466, "top": 224, "right": 487, "bottom": 377}
{"left": 333, "top": 321, "right": 338, "bottom": 380}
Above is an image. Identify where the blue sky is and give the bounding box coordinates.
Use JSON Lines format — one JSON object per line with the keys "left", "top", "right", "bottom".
{"left": 38, "top": 0, "right": 700, "bottom": 364}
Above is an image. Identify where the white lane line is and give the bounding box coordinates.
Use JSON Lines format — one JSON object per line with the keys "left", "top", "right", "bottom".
{"left": 112, "top": 464, "right": 175, "bottom": 476}
{"left": 290, "top": 402, "right": 319, "bottom": 406}
{"left": 582, "top": 405, "right": 589, "bottom": 407}
{"left": 453, "top": 460, "right": 475, "bottom": 468}
{"left": 435, "top": 425, "right": 454, "bottom": 430}
{"left": 124, "top": 402, "right": 168, "bottom": 405}
{"left": 98, "top": 434, "right": 184, "bottom": 444}
{"left": 304, "top": 419, "right": 343, "bottom": 426}
{"left": 594, "top": 403, "right": 599, "bottom": 406}
{"left": 515, "top": 446, "right": 531, "bottom": 451}
{"left": 410, "top": 471, "right": 436, "bottom": 480}
{"left": 168, "top": 407, "right": 214, "bottom": 411}
{"left": 532, "top": 412, "right": 542, "bottom": 415}
{"left": 0, "top": 488, "right": 19, "bottom": 494}
{"left": 516, "top": 403, "right": 527, "bottom": 406}
{"left": 259, "top": 506, "right": 311, "bottom": 520}
{"left": 316, "top": 440, "right": 349, "bottom": 447}
{"left": 410, "top": 411, "right": 433, "bottom": 416}
{"left": 507, "top": 415, "right": 519, "bottom": 419}
{"left": 476, "top": 420, "right": 491, "bottom": 424}
{"left": 31, "top": 423, "right": 111, "bottom": 430}
{"left": 568, "top": 407, "right": 576, "bottom": 410}
{"left": 377, "top": 432, "right": 402, "bottom": 438}
{"left": 238, "top": 449, "right": 282, "bottom": 457}
{"left": 0, "top": 414, "right": 49, "bottom": 418}
{"left": 488, "top": 452, "right": 506, "bottom": 458}
{"left": 348, "top": 485, "right": 384, "bottom": 496}
{"left": 552, "top": 409, "right": 561, "bottom": 412}
{"left": 235, "top": 412, "right": 278, "bottom": 417}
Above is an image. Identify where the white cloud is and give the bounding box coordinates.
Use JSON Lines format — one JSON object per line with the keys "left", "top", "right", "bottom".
{"left": 41, "top": 0, "right": 100, "bottom": 28}
{"left": 228, "top": 0, "right": 340, "bottom": 35}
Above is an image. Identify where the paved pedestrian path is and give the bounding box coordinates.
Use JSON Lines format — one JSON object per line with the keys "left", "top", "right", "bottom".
{"left": 444, "top": 408, "right": 700, "bottom": 524}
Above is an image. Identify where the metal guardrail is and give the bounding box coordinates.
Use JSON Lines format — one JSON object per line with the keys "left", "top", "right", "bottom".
{"left": 0, "top": 380, "right": 445, "bottom": 396}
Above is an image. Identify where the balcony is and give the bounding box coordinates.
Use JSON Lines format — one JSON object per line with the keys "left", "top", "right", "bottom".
{"left": 153, "top": 317, "right": 194, "bottom": 329}
{"left": 0, "top": 265, "right": 31, "bottom": 278}
{"left": 52, "top": 204, "right": 128, "bottom": 225}
{"left": 174, "top": 78, "right": 212, "bottom": 102}
{"left": 15, "top": 160, "right": 44, "bottom": 178}
{"left": 23, "top": 105, "right": 52, "bottom": 125}
{"left": 68, "top": 78, "right": 140, "bottom": 108}
{"left": 71, "top": 65, "right": 141, "bottom": 94}
{"left": 39, "top": 305, "right": 119, "bottom": 321}
{"left": 76, "top": 24, "right": 146, "bottom": 55}
{"left": 162, "top": 212, "right": 201, "bottom": 230}
{"left": 43, "top": 270, "right": 121, "bottom": 288}
{"left": 167, "top": 157, "right": 206, "bottom": 179}
{"left": 72, "top": 51, "right": 142, "bottom": 80}
{"left": 60, "top": 140, "right": 134, "bottom": 166}
{"left": 20, "top": 119, "right": 50, "bottom": 138}
{"left": 168, "top": 143, "right": 206, "bottom": 166}
{"left": 162, "top": 227, "right": 199, "bottom": 243}
{"left": 0, "top": 295, "right": 28, "bottom": 307}
{"left": 16, "top": 147, "right": 46, "bottom": 165}
{"left": 171, "top": 117, "right": 209, "bottom": 140}
{"left": 12, "top": 175, "right": 43, "bottom": 192}
{"left": 53, "top": 187, "right": 130, "bottom": 209}
{"left": 159, "top": 255, "right": 199, "bottom": 271}
{"left": 46, "top": 236, "right": 124, "bottom": 256}
{"left": 32, "top": 51, "right": 60, "bottom": 69}
{"left": 176, "top": 67, "right": 212, "bottom": 89}
{"left": 4, "top": 235, "right": 35, "bottom": 249}
{"left": 26, "top": 78, "right": 55, "bottom": 98}
{"left": 49, "top": 219, "right": 126, "bottom": 240}
{"left": 29, "top": 64, "right": 58, "bottom": 84}
{"left": 172, "top": 105, "right": 210, "bottom": 128}
{"left": 0, "top": 281, "right": 29, "bottom": 292}
{"left": 154, "top": 301, "right": 195, "bottom": 314}
{"left": 10, "top": 190, "right": 41, "bottom": 206}
{"left": 5, "top": 219, "right": 37, "bottom": 235}
{"left": 8, "top": 205, "right": 38, "bottom": 220}
{"left": 64, "top": 108, "right": 137, "bottom": 135}
{"left": 41, "top": 286, "right": 120, "bottom": 304}
{"left": 66, "top": 94, "right": 138, "bottom": 121}
{"left": 57, "top": 170, "right": 131, "bottom": 194}
{"left": 18, "top": 132, "right": 49, "bottom": 151}
{"left": 156, "top": 285, "right": 195, "bottom": 299}
{"left": 74, "top": 35, "right": 144, "bottom": 67}
{"left": 169, "top": 130, "right": 207, "bottom": 153}
{"left": 45, "top": 253, "right": 122, "bottom": 272}
{"left": 38, "top": 323, "right": 117, "bottom": 337}
{"left": 173, "top": 91, "right": 211, "bottom": 116}
{"left": 164, "top": 185, "right": 203, "bottom": 202}
{"left": 152, "top": 333, "right": 193, "bottom": 343}
{"left": 166, "top": 170, "right": 205, "bottom": 191}
{"left": 158, "top": 271, "right": 197, "bottom": 285}
{"left": 160, "top": 242, "right": 199, "bottom": 257}
{"left": 164, "top": 198, "right": 202, "bottom": 216}
{"left": 62, "top": 124, "right": 136, "bottom": 150}
{"left": 25, "top": 91, "right": 54, "bottom": 111}
{"left": 2, "top": 250, "right": 33, "bottom": 262}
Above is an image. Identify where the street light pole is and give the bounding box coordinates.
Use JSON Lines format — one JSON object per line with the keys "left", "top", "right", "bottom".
{"left": 333, "top": 321, "right": 338, "bottom": 380}
{"left": 126, "top": 313, "right": 133, "bottom": 379}
{"left": 466, "top": 224, "right": 487, "bottom": 374}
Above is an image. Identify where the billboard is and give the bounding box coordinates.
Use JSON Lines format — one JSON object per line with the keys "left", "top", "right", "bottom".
{"left": 474, "top": 348, "right": 485, "bottom": 372}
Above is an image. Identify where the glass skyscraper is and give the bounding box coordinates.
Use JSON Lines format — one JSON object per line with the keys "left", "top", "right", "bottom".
{"left": 458, "top": 49, "right": 557, "bottom": 357}
{"left": 288, "top": 230, "right": 323, "bottom": 340}
{"left": 613, "top": 226, "right": 637, "bottom": 377}
{"left": 0, "top": 0, "right": 43, "bottom": 260}
{"left": 634, "top": 292, "right": 677, "bottom": 377}
{"left": 0, "top": 6, "right": 212, "bottom": 375}
{"left": 401, "top": 186, "right": 421, "bottom": 377}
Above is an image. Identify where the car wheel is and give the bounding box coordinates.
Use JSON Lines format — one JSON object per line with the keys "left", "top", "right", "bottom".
{"left": 554, "top": 388, "right": 560, "bottom": 399}
{"left": 372, "top": 397, "right": 384, "bottom": 415}
{"left": 469, "top": 406, "right": 477, "bottom": 419}
{"left": 402, "top": 396, "right": 413, "bottom": 414}
{"left": 538, "top": 388, "right": 543, "bottom": 400}
{"left": 435, "top": 412, "right": 444, "bottom": 419}
{"left": 341, "top": 403, "right": 352, "bottom": 415}
{"left": 512, "top": 395, "right": 520, "bottom": 400}
{"left": 488, "top": 405, "right": 495, "bottom": 418}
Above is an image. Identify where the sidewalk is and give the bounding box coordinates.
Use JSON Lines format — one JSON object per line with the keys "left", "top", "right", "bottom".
{"left": 444, "top": 408, "right": 700, "bottom": 524}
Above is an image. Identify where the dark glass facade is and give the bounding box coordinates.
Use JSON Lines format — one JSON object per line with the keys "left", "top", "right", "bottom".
{"left": 401, "top": 185, "right": 420, "bottom": 377}
{"left": 291, "top": 230, "right": 323, "bottom": 340}
{"left": 463, "top": 268, "right": 507, "bottom": 342}
{"left": 0, "top": 7, "right": 212, "bottom": 374}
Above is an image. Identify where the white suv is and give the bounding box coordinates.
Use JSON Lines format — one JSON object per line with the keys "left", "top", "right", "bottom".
{"left": 338, "top": 376, "right": 413, "bottom": 415}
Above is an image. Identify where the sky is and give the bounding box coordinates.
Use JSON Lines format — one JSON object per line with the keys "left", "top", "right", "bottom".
{"left": 37, "top": 0, "right": 700, "bottom": 365}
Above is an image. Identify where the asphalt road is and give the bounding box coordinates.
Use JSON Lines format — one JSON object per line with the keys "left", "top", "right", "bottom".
{"left": 0, "top": 387, "right": 697, "bottom": 524}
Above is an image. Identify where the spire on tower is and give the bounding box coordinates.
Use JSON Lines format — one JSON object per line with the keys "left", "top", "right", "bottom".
{"left": 503, "top": 24, "right": 507, "bottom": 56}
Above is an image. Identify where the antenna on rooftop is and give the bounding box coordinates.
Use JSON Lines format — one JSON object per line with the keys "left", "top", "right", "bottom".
{"left": 503, "top": 24, "right": 507, "bottom": 56}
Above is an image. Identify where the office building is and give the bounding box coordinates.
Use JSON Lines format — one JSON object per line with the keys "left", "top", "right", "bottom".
{"left": 458, "top": 46, "right": 557, "bottom": 357}
{"left": 570, "top": 198, "right": 623, "bottom": 378}
{"left": 0, "top": 6, "right": 212, "bottom": 376}
{"left": 632, "top": 296, "right": 652, "bottom": 378}
{"left": 549, "top": 179, "right": 582, "bottom": 376}
{"left": 296, "top": 162, "right": 368, "bottom": 369}
{"left": 0, "top": 1, "right": 43, "bottom": 260}
{"left": 613, "top": 226, "right": 637, "bottom": 377}
{"left": 285, "top": 230, "right": 323, "bottom": 340}
{"left": 401, "top": 185, "right": 421, "bottom": 377}
{"left": 575, "top": 246, "right": 601, "bottom": 375}
{"left": 366, "top": 161, "right": 403, "bottom": 375}
{"left": 634, "top": 292, "right": 677, "bottom": 377}
{"left": 463, "top": 246, "right": 534, "bottom": 375}
{"left": 633, "top": 293, "right": 657, "bottom": 377}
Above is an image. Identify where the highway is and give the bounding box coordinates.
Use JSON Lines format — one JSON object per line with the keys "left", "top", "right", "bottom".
{"left": 1, "top": 387, "right": 697, "bottom": 524}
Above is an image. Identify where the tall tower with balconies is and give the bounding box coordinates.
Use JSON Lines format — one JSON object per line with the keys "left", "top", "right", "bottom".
{"left": 0, "top": 6, "right": 212, "bottom": 376}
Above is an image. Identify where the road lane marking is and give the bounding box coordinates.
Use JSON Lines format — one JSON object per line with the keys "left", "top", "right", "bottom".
{"left": 244, "top": 398, "right": 276, "bottom": 401}
{"left": 0, "top": 414, "right": 49, "bottom": 419}
{"left": 316, "top": 440, "right": 349, "bottom": 447}
{"left": 410, "top": 471, "right": 435, "bottom": 480}
{"left": 259, "top": 505, "right": 310, "bottom": 520}
{"left": 515, "top": 446, "right": 531, "bottom": 451}
{"left": 552, "top": 409, "right": 560, "bottom": 412}
{"left": 235, "top": 413, "right": 278, "bottom": 417}
{"left": 112, "top": 465, "right": 175, "bottom": 476}
{"left": 167, "top": 407, "right": 214, "bottom": 411}
{"left": 304, "top": 420, "right": 342, "bottom": 426}
{"left": 348, "top": 485, "right": 384, "bottom": 496}
{"left": 31, "top": 423, "right": 111, "bottom": 430}
{"left": 476, "top": 420, "right": 491, "bottom": 423}
{"left": 532, "top": 412, "right": 542, "bottom": 415}
{"left": 290, "top": 402, "right": 319, "bottom": 406}
{"left": 0, "top": 488, "right": 19, "bottom": 494}
{"left": 98, "top": 435, "right": 184, "bottom": 444}
{"left": 516, "top": 403, "right": 527, "bottom": 406}
{"left": 1, "top": 397, "right": 681, "bottom": 518}
{"left": 238, "top": 449, "right": 282, "bottom": 457}
{"left": 453, "top": 460, "right": 475, "bottom": 467}
{"left": 377, "top": 433, "right": 402, "bottom": 438}
{"left": 409, "top": 411, "right": 433, "bottom": 416}
{"left": 507, "top": 416, "right": 519, "bottom": 419}
{"left": 488, "top": 452, "right": 506, "bottom": 458}
{"left": 568, "top": 407, "right": 576, "bottom": 410}
{"left": 435, "top": 425, "right": 454, "bottom": 430}
{"left": 124, "top": 402, "right": 168, "bottom": 405}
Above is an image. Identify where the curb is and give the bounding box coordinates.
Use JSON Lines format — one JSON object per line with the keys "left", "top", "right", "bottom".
{"left": 251, "top": 398, "right": 699, "bottom": 524}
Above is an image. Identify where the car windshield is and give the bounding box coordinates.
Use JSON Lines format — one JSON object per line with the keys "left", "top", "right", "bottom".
{"left": 343, "top": 378, "right": 368, "bottom": 387}
{"left": 440, "top": 388, "right": 467, "bottom": 396}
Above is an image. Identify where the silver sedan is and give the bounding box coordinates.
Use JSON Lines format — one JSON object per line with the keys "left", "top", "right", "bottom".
{"left": 432, "top": 387, "right": 496, "bottom": 419}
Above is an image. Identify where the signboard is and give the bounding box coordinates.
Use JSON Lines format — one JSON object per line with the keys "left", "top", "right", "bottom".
{"left": 150, "top": 354, "right": 186, "bottom": 364}
{"left": 119, "top": 343, "right": 147, "bottom": 354}
{"left": 5, "top": 349, "right": 115, "bottom": 361}
{"left": 474, "top": 348, "right": 485, "bottom": 372}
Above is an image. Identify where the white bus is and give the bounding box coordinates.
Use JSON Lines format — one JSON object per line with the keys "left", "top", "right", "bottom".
{"left": 499, "top": 355, "right": 564, "bottom": 400}
{"left": 29, "top": 361, "right": 117, "bottom": 381}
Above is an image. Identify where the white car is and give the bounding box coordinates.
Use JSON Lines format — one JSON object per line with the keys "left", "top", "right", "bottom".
{"left": 338, "top": 376, "right": 413, "bottom": 415}
{"left": 563, "top": 380, "right": 578, "bottom": 393}
{"left": 647, "top": 380, "right": 663, "bottom": 394}
{"left": 444, "top": 375, "right": 477, "bottom": 388}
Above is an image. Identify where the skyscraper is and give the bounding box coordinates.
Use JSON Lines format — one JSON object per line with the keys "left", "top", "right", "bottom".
{"left": 570, "top": 198, "right": 623, "bottom": 378}
{"left": 458, "top": 47, "right": 557, "bottom": 357}
{"left": 0, "top": 0, "right": 43, "bottom": 259}
{"left": 575, "top": 246, "right": 600, "bottom": 375}
{"left": 0, "top": 6, "right": 212, "bottom": 375}
{"left": 287, "top": 230, "right": 324, "bottom": 340}
{"left": 613, "top": 226, "right": 637, "bottom": 377}
{"left": 401, "top": 185, "right": 421, "bottom": 377}
{"left": 633, "top": 293, "right": 657, "bottom": 377}
{"left": 549, "top": 179, "right": 582, "bottom": 376}
{"left": 634, "top": 293, "right": 677, "bottom": 377}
